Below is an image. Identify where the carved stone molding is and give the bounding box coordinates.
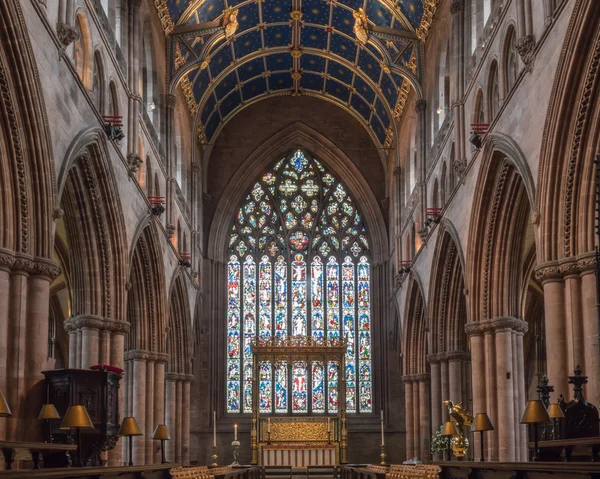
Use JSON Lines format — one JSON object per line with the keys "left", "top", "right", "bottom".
{"left": 52, "top": 207, "right": 64, "bottom": 220}
{"left": 1, "top": 252, "right": 59, "bottom": 278}
{"left": 0, "top": 250, "right": 16, "bottom": 270}
{"left": 56, "top": 23, "right": 78, "bottom": 48}
{"left": 127, "top": 154, "right": 143, "bottom": 176}
{"left": 415, "top": 99, "right": 426, "bottom": 113}
{"left": 64, "top": 315, "right": 131, "bottom": 334}
{"left": 427, "top": 351, "right": 470, "bottom": 363}
{"left": 124, "top": 349, "right": 169, "bottom": 363}
{"left": 166, "top": 223, "right": 176, "bottom": 239}
{"left": 165, "top": 372, "right": 194, "bottom": 382}
{"left": 535, "top": 253, "right": 597, "bottom": 283}
{"left": 465, "top": 316, "right": 529, "bottom": 336}
{"left": 402, "top": 373, "right": 430, "bottom": 383}
{"left": 450, "top": 0, "right": 463, "bottom": 15}
{"left": 516, "top": 35, "right": 536, "bottom": 71}
{"left": 452, "top": 157, "right": 467, "bottom": 178}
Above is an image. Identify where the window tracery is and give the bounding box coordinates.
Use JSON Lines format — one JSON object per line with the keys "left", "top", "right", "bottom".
{"left": 226, "top": 150, "right": 372, "bottom": 415}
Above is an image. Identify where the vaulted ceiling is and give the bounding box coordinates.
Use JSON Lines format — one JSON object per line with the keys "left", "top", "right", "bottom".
{"left": 155, "top": 0, "right": 437, "bottom": 156}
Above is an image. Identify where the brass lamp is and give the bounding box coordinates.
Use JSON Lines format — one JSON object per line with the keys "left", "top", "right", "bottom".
{"left": 119, "top": 417, "right": 143, "bottom": 466}
{"left": 38, "top": 404, "right": 60, "bottom": 443}
{"left": 471, "top": 413, "right": 494, "bottom": 462}
{"left": 441, "top": 421, "right": 458, "bottom": 461}
{"left": 521, "top": 400, "right": 550, "bottom": 461}
{"left": 152, "top": 424, "right": 170, "bottom": 464}
{"left": 60, "top": 405, "right": 94, "bottom": 466}
{"left": 0, "top": 389, "right": 11, "bottom": 417}
{"left": 547, "top": 403, "right": 564, "bottom": 440}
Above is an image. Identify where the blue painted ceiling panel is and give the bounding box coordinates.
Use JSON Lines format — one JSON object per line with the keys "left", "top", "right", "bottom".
{"left": 165, "top": 0, "right": 430, "bottom": 148}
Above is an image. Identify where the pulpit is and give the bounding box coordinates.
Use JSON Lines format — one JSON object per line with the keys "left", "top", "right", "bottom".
{"left": 42, "top": 368, "right": 121, "bottom": 466}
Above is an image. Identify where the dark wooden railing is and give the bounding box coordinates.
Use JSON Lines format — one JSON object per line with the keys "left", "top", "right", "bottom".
{"left": 0, "top": 463, "right": 173, "bottom": 478}
{"left": 340, "top": 462, "right": 600, "bottom": 479}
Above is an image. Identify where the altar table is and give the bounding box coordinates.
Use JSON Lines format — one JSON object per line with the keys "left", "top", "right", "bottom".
{"left": 262, "top": 445, "right": 336, "bottom": 467}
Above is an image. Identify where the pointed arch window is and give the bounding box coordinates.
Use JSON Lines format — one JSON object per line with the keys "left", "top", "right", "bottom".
{"left": 226, "top": 150, "right": 372, "bottom": 414}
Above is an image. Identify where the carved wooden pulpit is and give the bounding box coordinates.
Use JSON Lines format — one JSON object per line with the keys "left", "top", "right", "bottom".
{"left": 42, "top": 368, "right": 121, "bottom": 466}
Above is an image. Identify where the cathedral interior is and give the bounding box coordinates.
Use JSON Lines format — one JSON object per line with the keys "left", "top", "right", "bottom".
{"left": 1, "top": 0, "right": 600, "bottom": 477}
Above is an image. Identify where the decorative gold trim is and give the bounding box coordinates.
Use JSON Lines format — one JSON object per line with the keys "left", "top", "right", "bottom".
{"left": 154, "top": 0, "right": 174, "bottom": 35}
{"left": 416, "top": 0, "right": 439, "bottom": 42}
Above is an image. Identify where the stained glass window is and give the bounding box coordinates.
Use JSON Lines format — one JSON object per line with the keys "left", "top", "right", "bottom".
{"left": 226, "top": 150, "right": 372, "bottom": 414}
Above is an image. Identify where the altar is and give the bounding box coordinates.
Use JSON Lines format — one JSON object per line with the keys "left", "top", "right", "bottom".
{"left": 259, "top": 417, "right": 338, "bottom": 466}
{"left": 249, "top": 337, "right": 348, "bottom": 466}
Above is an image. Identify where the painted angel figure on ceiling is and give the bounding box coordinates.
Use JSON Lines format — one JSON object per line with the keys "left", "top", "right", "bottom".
{"left": 223, "top": 7, "right": 239, "bottom": 41}
{"left": 353, "top": 8, "right": 369, "bottom": 45}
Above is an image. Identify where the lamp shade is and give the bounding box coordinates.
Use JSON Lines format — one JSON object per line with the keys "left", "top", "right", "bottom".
{"left": 119, "top": 417, "right": 143, "bottom": 437}
{"left": 152, "top": 424, "right": 170, "bottom": 441}
{"left": 0, "top": 389, "right": 11, "bottom": 417}
{"left": 547, "top": 403, "right": 565, "bottom": 419}
{"left": 520, "top": 400, "right": 551, "bottom": 424}
{"left": 38, "top": 404, "right": 60, "bottom": 420}
{"left": 441, "top": 421, "right": 458, "bottom": 437}
{"left": 471, "top": 413, "right": 494, "bottom": 432}
{"left": 60, "top": 405, "right": 94, "bottom": 429}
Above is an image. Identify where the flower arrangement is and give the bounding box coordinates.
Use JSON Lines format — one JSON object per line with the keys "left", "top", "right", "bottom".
{"left": 430, "top": 425, "right": 450, "bottom": 454}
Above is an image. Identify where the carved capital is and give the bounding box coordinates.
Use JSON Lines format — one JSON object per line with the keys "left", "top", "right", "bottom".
{"left": 166, "top": 224, "right": 176, "bottom": 238}
{"left": 203, "top": 192, "right": 212, "bottom": 205}
{"left": 65, "top": 315, "right": 131, "bottom": 334}
{"left": 534, "top": 263, "right": 562, "bottom": 283}
{"left": 465, "top": 316, "right": 529, "bottom": 336}
{"left": 516, "top": 35, "right": 536, "bottom": 71}
{"left": 127, "top": 154, "right": 143, "bottom": 175}
{"left": 444, "top": 350, "right": 470, "bottom": 362}
{"left": 53, "top": 207, "right": 64, "bottom": 220}
{"left": 450, "top": 0, "right": 463, "bottom": 14}
{"left": 32, "top": 257, "right": 60, "bottom": 279}
{"left": 56, "top": 23, "right": 79, "bottom": 48}
{"left": 415, "top": 99, "right": 426, "bottom": 113}
{"left": 124, "top": 349, "right": 167, "bottom": 362}
{"left": 393, "top": 166, "right": 400, "bottom": 178}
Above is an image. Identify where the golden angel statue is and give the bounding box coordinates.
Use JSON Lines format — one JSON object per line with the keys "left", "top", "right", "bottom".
{"left": 442, "top": 400, "right": 474, "bottom": 458}
{"left": 223, "top": 7, "right": 239, "bottom": 40}
{"left": 353, "top": 8, "right": 368, "bottom": 45}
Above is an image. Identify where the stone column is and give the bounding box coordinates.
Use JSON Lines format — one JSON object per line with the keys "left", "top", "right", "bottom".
{"left": 415, "top": 100, "right": 427, "bottom": 229}
{"left": 182, "top": 378, "right": 192, "bottom": 465}
{"left": 403, "top": 378, "right": 414, "bottom": 459}
{"left": 469, "top": 333, "right": 485, "bottom": 460}
{"left": 176, "top": 379, "right": 183, "bottom": 463}
{"left": 165, "top": 94, "right": 177, "bottom": 230}
{"left": 448, "top": 353, "right": 465, "bottom": 405}
{"left": 0, "top": 259, "right": 11, "bottom": 439}
{"left": 440, "top": 359, "right": 449, "bottom": 412}
{"left": 131, "top": 357, "right": 147, "bottom": 465}
{"left": 428, "top": 356, "right": 441, "bottom": 434}
{"left": 412, "top": 377, "right": 420, "bottom": 459}
{"left": 466, "top": 318, "right": 528, "bottom": 462}
{"left": 145, "top": 360, "right": 155, "bottom": 464}
{"left": 417, "top": 376, "right": 430, "bottom": 462}
{"left": 81, "top": 327, "right": 99, "bottom": 368}
{"left": 165, "top": 374, "right": 177, "bottom": 463}
{"left": 539, "top": 275, "right": 569, "bottom": 399}
{"left": 153, "top": 360, "right": 166, "bottom": 463}
{"left": 581, "top": 270, "right": 600, "bottom": 406}
{"left": 99, "top": 330, "right": 111, "bottom": 364}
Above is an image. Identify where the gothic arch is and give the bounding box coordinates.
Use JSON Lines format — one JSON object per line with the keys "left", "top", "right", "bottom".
{"left": 208, "top": 122, "right": 388, "bottom": 264}
{"left": 467, "top": 134, "right": 535, "bottom": 321}
{"left": 536, "top": 0, "right": 600, "bottom": 264}
{"left": 56, "top": 128, "right": 128, "bottom": 321}
{"left": 167, "top": 274, "right": 193, "bottom": 375}
{"left": 402, "top": 273, "right": 427, "bottom": 376}
{"left": 427, "top": 222, "right": 468, "bottom": 354}
{"left": 127, "top": 223, "right": 167, "bottom": 353}
{"left": 0, "top": 0, "right": 56, "bottom": 260}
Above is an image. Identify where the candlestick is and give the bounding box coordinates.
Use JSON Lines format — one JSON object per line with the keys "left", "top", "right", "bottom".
{"left": 380, "top": 410, "right": 385, "bottom": 446}
{"left": 234, "top": 424, "right": 238, "bottom": 441}
{"left": 212, "top": 445, "right": 218, "bottom": 466}
{"left": 231, "top": 440, "right": 240, "bottom": 466}
{"left": 327, "top": 417, "right": 330, "bottom": 432}
{"left": 268, "top": 417, "right": 271, "bottom": 433}
{"left": 380, "top": 444, "right": 387, "bottom": 466}
{"left": 213, "top": 411, "right": 217, "bottom": 448}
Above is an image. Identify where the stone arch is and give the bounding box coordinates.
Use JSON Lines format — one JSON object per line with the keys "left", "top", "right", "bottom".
{"left": 487, "top": 59, "right": 500, "bottom": 121}
{"left": 501, "top": 23, "right": 519, "bottom": 95}
{"left": 127, "top": 223, "right": 167, "bottom": 354}
{"left": 56, "top": 128, "right": 128, "bottom": 323}
{"left": 73, "top": 11, "right": 93, "bottom": 88}
{"left": 167, "top": 274, "right": 193, "bottom": 375}
{"left": 536, "top": 0, "right": 600, "bottom": 264}
{"left": 208, "top": 122, "right": 388, "bottom": 264}
{"left": 467, "top": 134, "right": 535, "bottom": 321}
{"left": 473, "top": 87, "right": 485, "bottom": 125}
{"left": 534, "top": 0, "right": 600, "bottom": 405}
{"left": 402, "top": 274, "right": 427, "bottom": 376}
{"left": 465, "top": 133, "right": 534, "bottom": 461}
